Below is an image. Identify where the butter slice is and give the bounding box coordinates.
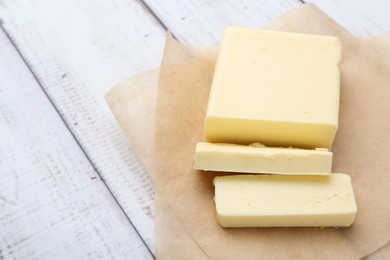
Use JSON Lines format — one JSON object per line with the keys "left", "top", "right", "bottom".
{"left": 194, "top": 142, "right": 332, "bottom": 175}
{"left": 214, "top": 174, "right": 357, "bottom": 227}
{"left": 205, "top": 27, "right": 341, "bottom": 149}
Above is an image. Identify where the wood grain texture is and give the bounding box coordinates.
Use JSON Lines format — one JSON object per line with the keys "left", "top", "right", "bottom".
{"left": 308, "top": 0, "right": 390, "bottom": 36}
{"left": 143, "top": 0, "right": 302, "bottom": 45}
{"left": 0, "top": 29, "right": 152, "bottom": 259}
{"left": 0, "top": 0, "right": 167, "bottom": 252}
{"left": 2, "top": 0, "right": 390, "bottom": 258}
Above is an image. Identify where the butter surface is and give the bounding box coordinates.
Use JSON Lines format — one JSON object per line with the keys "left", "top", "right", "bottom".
{"left": 205, "top": 27, "right": 341, "bottom": 149}
{"left": 194, "top": 142, "right": 332, "bottom": 175}
{"left": 214, "top": 174, "right": 357, "bottom": 227}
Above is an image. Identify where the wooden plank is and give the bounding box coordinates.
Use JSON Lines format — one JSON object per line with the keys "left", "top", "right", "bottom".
{"left": 307, "top": 0, "right": 390, "bottom": 36}
{"left": 0, "top": 29, "right": 152, "bottom": 259}
{"left": 2, "top": 0, "right": 389, "bottom": 258}
{"left": 0, "top": 1, "right": 302, "bottom": 256}
{"left": 143, "top": 0, "right": 302, "bottom": 45}
{"left": 0, "top": 0, "right": 167, "bottom": 251}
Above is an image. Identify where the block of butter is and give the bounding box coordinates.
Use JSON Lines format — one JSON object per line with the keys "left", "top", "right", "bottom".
{"left": 205, "top": 27, "right": 341, "bottom": 149}
{"left": 214, "top": 174, "right": 357, "bottom": 227}
{"left": 194, "top": 142, "right": 332, "bottom": 175}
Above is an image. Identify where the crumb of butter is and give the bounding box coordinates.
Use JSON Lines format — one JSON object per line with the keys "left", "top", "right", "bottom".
{"left": 249, "top": 142, "right": 329, "bottom": 152}
{"left": 249, "top": 142, "right": 266, "bottom": 148}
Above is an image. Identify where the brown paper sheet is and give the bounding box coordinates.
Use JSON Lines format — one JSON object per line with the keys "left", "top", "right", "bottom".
{"left": 106, "top": 4, "right": 390, "bottom": 259}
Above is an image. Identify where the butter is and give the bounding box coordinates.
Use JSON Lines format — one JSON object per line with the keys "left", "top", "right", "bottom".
{"left": 205, "top": 27, "right": 341, "bottom": 149}
{"left": 194, "top": 142, "right": 332, "bottom": 175}
{"left": 214, "top": 174, "right": 357, "bottom": 227}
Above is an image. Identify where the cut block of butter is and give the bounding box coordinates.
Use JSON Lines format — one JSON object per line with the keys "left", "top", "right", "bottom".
{"left": 205, "top": 27, "right": 341, "bottom": 149}
{"left": 214, "top": 174, "right": 357, "bottom": 227}
{"left": 194, "top": 142, "right": 332, "bottom": 175}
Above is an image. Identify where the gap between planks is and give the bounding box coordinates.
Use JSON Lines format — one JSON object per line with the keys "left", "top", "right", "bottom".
{"left": 0, "top": 0, "right": 166, "bottom": 254}
{"left": 0, "top": 23, "right": 156, "bottom": 259}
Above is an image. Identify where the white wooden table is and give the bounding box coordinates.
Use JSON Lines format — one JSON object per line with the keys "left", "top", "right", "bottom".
{"left": 1, "top": 0, "right": 390, "bottom": 259}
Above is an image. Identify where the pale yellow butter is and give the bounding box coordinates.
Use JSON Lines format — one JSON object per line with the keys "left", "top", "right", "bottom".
{"left": 214, "top": 174, "right": 357, "bottom": 227}
{"left": 205, "top": 27, "right": 341, "bottom": 149}
{"left": 194, "top": 142, "right": 332, "bottom": 175}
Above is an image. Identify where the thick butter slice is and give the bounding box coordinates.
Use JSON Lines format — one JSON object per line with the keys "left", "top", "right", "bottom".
{"left": 214, "top": 174, "right": 357, "bottom": 227}
{"left": 194, "top": 142, "right": 332, "bottom": 175}
{"left": 205, "top": 27, "right": 341, "bottom": 149}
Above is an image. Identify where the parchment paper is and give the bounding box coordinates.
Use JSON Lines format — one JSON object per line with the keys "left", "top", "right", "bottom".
{"left": 106, "top": 4, "right": 390, "bottom": 259}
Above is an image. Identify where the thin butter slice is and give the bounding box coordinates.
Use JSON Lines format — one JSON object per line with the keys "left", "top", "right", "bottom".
{"left": 214, "top": 174, "right": 357, "bottom": 227}
{"left": 194, "top": 142, "right": 332, "bottom": 175}
{"left": 205, "top": 27, "right": 341, "bottom": 149}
